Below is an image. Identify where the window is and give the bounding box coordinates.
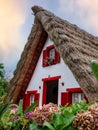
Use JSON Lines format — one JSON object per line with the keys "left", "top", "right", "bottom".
{"left": 43, "top": 45, "right": 60, "bottom": 67}
{"left": 72, "top": 93, "right": 84, "bottom": 103}
{"left": 49, "top": 48, "right": 55, "bottom": 60}
{"left": 61, "top": 88, "right": 86, "bottom": 106}
{"left": 30, "top": 94, "right": 34, "bottom": 105}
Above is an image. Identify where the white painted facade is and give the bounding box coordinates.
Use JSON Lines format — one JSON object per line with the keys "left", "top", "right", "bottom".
{"left": 26, "top": 38, "right": 80, "bottom": 107}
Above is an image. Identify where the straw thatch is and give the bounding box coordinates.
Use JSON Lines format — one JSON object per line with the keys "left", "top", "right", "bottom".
{"left": 6, "top": 6, "right": 98, "bottom": 103}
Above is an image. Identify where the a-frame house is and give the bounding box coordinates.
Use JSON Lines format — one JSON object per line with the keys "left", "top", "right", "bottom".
{"left": 6, "top": 6, "right": 98, "bottom": 109}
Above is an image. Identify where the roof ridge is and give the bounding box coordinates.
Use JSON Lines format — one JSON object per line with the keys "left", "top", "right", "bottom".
{"left": 32, "top": 6, "right": 45, "bottom": 14}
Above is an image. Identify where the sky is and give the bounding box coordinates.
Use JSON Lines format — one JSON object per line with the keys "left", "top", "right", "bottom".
{"left": 0, "top": 0, "right": 98, "bottom": 78}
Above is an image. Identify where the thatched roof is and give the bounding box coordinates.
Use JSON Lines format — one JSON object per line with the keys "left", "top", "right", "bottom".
{"left": 6, "top": 6, "right": 98, "bottom": 103}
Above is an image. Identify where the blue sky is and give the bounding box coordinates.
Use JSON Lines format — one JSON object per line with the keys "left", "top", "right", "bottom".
{"left": 0, "top": 0, "right": 98, "bottom": 76}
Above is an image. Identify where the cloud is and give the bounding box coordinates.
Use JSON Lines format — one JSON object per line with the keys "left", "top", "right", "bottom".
{"left": 58, "top": 0, "right": 98, "bottom": 35}
{"left": 0, "top": 0, "right": 26, "bottom": 71}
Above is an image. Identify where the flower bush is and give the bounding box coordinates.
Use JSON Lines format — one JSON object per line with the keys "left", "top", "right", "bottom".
{"left": 1, "top": 99, "right": 98, "bottom": 130}
{"left": 25, "top": 103, "right": 61, "bottom": 125}
{"left": 73, "top": 103, "right": 98, "bottom": 130}
{"left": 0, "top": 100, "right": 90, "bottom": 130}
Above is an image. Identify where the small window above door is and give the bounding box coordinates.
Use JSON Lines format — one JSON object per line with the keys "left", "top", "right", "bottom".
{"left": 42, "top": 45, "right": 60, "bottom": 67}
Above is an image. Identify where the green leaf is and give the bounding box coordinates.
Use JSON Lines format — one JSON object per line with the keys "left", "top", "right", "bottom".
{"left": 62, "top": 106, "right": 73, "bottom": 115}
{"left": 67, "top": 125, "right": 78, "bottom": 130}
{"left": 29, "top": 122, "right": 43, "bottom": 130}
{"left": 0, "top": 101, "right": 11, "bottom": 118}
{"left": 1, "top": 109, "right": 11, "bottom": 125}
{"left": 0, "top": 63, "right": 4, "bottom": 78}
{"left": 17, "top": 100, "right": 23, "bottom": 116}
{"left": 71, "top": 100, "right": 88, "bottom": 114}
{"left": 24, "top": 101, "right": 38, "bottom": 113}
{"left": 90, "top": 60, "right": 98, "bottom": 82}
{"left": 43, "top": 121, "right": 55, "bottom": 130}
{"left": 52, "top": 112, "right": 64, "bottom": 129}
{"left": 63, "top": 114, "right": 75, "bottom": 128}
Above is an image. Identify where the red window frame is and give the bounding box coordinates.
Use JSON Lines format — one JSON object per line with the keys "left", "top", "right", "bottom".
{"left": 61, "top": 88, "right": 87, "bottom": 106}
{"left": 23, "top": 90, "right": 40, "bottom": 110}
{"left": 42, "top": 45, "right": 60, "bottom": 67}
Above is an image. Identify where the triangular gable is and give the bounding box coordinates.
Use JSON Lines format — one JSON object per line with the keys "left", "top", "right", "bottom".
{"left": 6, "top": 6, "right": 98, "bottom": 103}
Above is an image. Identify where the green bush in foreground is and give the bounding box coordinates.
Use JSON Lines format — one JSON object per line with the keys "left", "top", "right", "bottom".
{"left": 0, "top": 100, "right": 90, "bottom": 130}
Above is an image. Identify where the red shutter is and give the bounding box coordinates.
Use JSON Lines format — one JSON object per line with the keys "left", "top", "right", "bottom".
{"left": 23, "top": 94, "right": 30, "bottom": 110}
{"left": 61, "top": 91, "right": 72, "bottom": 106}
{"left": 61, "top": 92, "right": 69, "bottom": 106}
{"left": 34, "top": 93, "right": 40, "bottom": 106}
{"left": 55, "top": 50, "right": 60, "bottom": 64}
{"left": 43, "top": 50, "right": 47, "bottom": 67}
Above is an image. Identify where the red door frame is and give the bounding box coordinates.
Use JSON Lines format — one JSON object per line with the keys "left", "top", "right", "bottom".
{"left": 42, "top": 76, "right": 61, "bottom": 105}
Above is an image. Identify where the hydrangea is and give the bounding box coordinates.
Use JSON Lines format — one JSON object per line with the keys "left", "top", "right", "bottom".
{"left": 25, "top": 103, "right": 61, "bottom": 125}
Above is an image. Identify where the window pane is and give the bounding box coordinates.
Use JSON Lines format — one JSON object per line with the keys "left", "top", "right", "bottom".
{"left": 30, "top": 94, "right": 34, "bottom": 104}
{"left": 72, "top": 93, "right": 84, "bottom": 103}
{"left": 72, "top": 93, "right": 79, "bottom": 103}
{"left": 49, "top": 48, "right": 55, "bottom": 59}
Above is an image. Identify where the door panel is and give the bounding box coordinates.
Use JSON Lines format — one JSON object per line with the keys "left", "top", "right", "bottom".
{"left": 46, "top": 80, "right": 58, "bottom": 104}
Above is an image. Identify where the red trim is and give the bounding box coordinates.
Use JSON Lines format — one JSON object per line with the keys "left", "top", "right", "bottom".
{"left": 42, "top": 76, "right": 61, "bottom": 105}
{"left": 66, "top": 88, "right": 82, "bottom": 93}
{"left": 55, "top": 49, "right": 60, "bottom": 64}
{"left": 66, "top": 88, "right": 82, "bottom": 104}
{"left": 23, "top": 90, "right": 40, "bottom": 108}
{"left": 61, "top": 92, "right": 68, "bottom": 106}
{"left": 61, "top": 88, "right": 85, "bottom": 106}
{"left": 34, "top": 93, "right": 40, "bottom": 102}
{"left": 23, "top": 93, "right": 30, "bottom": 110}
{"left": 27, "top": 90, "right": 37, "bottom": 95}
{"left": 34, "top": 93, "right": 40, "bottom": 106}
{"left": 42, "top": 82, "right": 47, "bottom": 105}
{"left": 47, "top": 45, "right": 54, "bottom": 50}
{"left": 42, "top": 45, "right": 60, "bottom": 67}
{"left": 42, "top": 76, "right": 61, "bottom": 81}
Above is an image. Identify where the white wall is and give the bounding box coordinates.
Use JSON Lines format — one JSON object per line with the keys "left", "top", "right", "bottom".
{"left": 27, "top": 38, "right": 79, "bottom": 106}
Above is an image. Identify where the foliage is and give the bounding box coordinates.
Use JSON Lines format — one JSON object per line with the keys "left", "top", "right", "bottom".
{"left": 73, "top": 103, "right": 98, "bottom": 130}
{"left": 43, "top": 100, "right": 88, "bottom": 130}
{"left": 0, "top": 100, "right": 89, "bottom": 130}
{"left": 25, "top": 103, "right": 61, "bottom": 126}
{"left": 0, "top": 100, "right": 38, "bottom": 130}
{"left": 0, "top": 63, "right": 10, "bottom": 97}
{"left": 0, "top": 63, "right": 4, "bottom": 78}
{"left": 90, "top": 60, "right": 98, "bottom": 82}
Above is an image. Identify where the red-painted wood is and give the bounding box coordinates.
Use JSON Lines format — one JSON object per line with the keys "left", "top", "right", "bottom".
{"left": 42, "top": 75, "right": 61, "bottom": 105}
{"left": 47, "top": 45, "right": 54, "bottom": 50}
{"left": 66, "top": 88, "right": 82, "bottom": 93}
{"left": 42, "top": 82, "right": 47, "bottom": 105}
{"left": 61, "top": 88, "right": 84, "bottom": 105}
{"left": 42, "top": 76, "right": 61, "bottom": 82}
{"left": 27, "top": 90, "right": 37, "bottom": 95}
{"left": 23, "top": 94, "right": 30, "bottom": 110}
{"left": 55, "top": 50, "right": 60, "bottom": 64}
{"left": 61, "top": 92, "right": 68, "bottom": 106}
{"left": 42, "top": 45, "right": 60, "bottom": 67}
{"left": 34, "top": 93, "right": 40, "bottom": 106}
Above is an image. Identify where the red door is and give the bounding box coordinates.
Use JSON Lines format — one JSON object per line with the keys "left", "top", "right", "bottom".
{"left": 42, "top": 76, "right": 61, "bottom": 105}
